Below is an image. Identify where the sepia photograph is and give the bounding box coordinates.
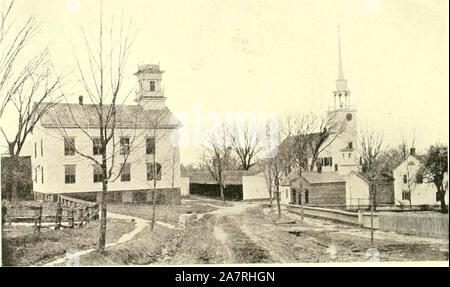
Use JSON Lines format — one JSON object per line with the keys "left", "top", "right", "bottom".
{"left": 0, "top": 0, "right": 448, "bottom": 270}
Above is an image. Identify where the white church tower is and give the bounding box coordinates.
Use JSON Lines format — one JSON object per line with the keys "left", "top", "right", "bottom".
{"left": 326, "top": 26, "right": 359, "bottom": 175}
{"left": 134, "top": 64, "right": 167, "bottom": 110}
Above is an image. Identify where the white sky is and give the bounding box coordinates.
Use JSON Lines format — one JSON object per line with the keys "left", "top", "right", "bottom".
{"left": 0, "top": 0, "right": 448, "bottom": 164}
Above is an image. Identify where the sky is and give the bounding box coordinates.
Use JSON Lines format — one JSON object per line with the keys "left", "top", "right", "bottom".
{"left": 0, "top": 0, "right": 448, "bottom": 164}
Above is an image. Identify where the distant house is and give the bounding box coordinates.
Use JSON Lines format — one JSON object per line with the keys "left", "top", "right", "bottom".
{"left": 393, "top": 148, "right": 449, "bottom": 206}
{"left": 182, "top": 169, "right": 263, "bottom": 201}
{"left": 1, "top": 156, "right": 33, "bottom": 200}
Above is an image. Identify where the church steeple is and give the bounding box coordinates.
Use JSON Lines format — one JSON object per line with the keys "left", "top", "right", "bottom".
{"left": 334, "top": 25, "right": 350, "bottom": 109}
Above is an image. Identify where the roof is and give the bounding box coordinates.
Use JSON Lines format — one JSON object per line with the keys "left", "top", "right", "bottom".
{"left": 182, "top": 170, "right": 260, "bottom": 185}
{"left": 277, "top": 133, "right": 322, "bottom": 158}
{"left": 38, "top": 103, "right": 181, "bottom": 129}
{"left": 281, "top": 169, "right": 345, "bottom": 185}
{"left": 301, "top": 171, "right": 346, "bottom": 184}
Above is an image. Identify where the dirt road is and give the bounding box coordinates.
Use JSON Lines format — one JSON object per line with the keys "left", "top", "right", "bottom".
{"left": 161, "top": 198, "right": 449, "bottom": 264}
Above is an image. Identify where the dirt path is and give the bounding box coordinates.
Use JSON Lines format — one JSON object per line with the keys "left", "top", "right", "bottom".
{"left": 177, "top": 200, "right": 448, "bottom": 264}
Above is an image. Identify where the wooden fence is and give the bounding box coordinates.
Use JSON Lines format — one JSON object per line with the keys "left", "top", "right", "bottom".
{"left": 2, "top": 195, "right": 99, "bottom": 232}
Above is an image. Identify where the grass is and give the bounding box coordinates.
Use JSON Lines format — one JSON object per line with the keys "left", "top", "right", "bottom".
{"left": 2, "top": 218, "right": 134, "bottom": 266}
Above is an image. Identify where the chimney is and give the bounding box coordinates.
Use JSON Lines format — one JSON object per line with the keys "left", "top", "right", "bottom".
{"left": 410, "top": 148, "right": 416, "bottom": 156}
{"left": 79, "top": 95, "right": 83, "bottom": 106}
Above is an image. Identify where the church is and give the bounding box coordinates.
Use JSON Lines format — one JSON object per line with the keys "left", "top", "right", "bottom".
{"left": 278, "top": 28, "right": 372, "bottom": 208}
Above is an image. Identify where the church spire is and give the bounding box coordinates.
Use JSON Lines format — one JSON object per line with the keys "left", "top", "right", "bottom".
{"left": 338, "top": 25, "right": 345, "bottom": 81}
{"left": 334, "top": 25, "right": 350, "bottom": 109}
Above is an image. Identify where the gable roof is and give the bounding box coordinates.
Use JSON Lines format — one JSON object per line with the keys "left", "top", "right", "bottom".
{"left": 281, "top": 168, "right": 345, "bottom": 185}
{"left": 38, "top": 103, "right": 181, "bottom": 129}
{"left": 278, "top": 133, "right": 322, "bottom": 157}
{"left": 301, "top": 171, "right": 346, "bottom": 184}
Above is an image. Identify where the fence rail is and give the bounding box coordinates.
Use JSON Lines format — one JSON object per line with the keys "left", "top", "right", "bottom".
{"left": 2, "top": 195, "right": 99, "bottom": 232}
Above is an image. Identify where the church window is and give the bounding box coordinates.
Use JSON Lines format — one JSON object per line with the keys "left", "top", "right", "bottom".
{"left": 150, "top": 81, "right": 155, "bottom": 91}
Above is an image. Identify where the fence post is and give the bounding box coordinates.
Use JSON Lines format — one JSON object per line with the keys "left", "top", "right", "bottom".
{"left": 1, "top": 203, "right": 6, "bottom": 226}
{"left": 86, "top": 207, "right": 91, "bottom": 223}
{"left": 301, "top": 204, "right": 304, "bottom": 221}
{"left": 35, "top": 204, "right": 42, "bottom": 233}
{"left": 70, "top": 208, "right": 75, "bottom": 229}
{"left": 79, "top": 208, "right": 84, "bottom": 227}
{"left": 55, "top": 202, "right": 62, "bottom": 230}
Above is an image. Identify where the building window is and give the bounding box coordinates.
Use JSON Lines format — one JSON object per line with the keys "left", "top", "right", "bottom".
{"left": 348, "top": 153, "right": 351, "bottom": 159}
{"left": 147, "top": 162, "right": 161, "bottom": 181}
{"left": 93, "top": 137, "right": 102, "bottom": 155}
{"left": 402, "top": 190, "right": 411, "bottom": 201}
{"left": 65, "top": 165, "right": 76, "bottom": 184}
{"left": 93, "top": 165, "right": 103, "bottom": 183}
{"left": 335, "top": 164, "right": 338, "bottom": 171}
{"left": 436, "top": 191, "right": 440, "bottom": 202}
{"left": 41, "top": 166, "right": 44, "bottom": 184}
{"left": 403, "top": 175, "right": 408, "bottom": 184}
{"left": 35, "top": 166, "right": 38, "bottom": 182}
{"left": 34, "top": 142, "right": 37, "bottom": 158}
{"left": 286, "top": 190, "right": 288, "bottom": 198}
{"left": 120, "top": 137, "right": 130, "bottom": 155}
{"left": 146, "top": 137, "right": 155, "bottom": 154}
{"left": 64, "top": 137, "right": 76, "bottom": 156}
{"left": 40, "top": 139, "right": 43, "bottom": 156}
{"left": 305, "top": 189, "right": 309, "bottom": 204}
{"left": 150, "top": 81, "right": 155, "bottom": 91}
{"left": 324, "top": 157, "right": 330, "bottom": 166}
{"left": 121, "top": 163, "right": 131, "bottom": 182}
{"left": 329, "top": 157, "right": 333, "bottom": 166}
{"left": 342, "top": 153, "right": 345, "bottom": 159}
{"left": 348, "top": 142, "right": 353, "bottom": 149}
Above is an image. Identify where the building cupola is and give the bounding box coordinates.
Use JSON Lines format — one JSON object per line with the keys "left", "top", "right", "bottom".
{"left": 134, "top": 64, "right": 167, "bottom": 110}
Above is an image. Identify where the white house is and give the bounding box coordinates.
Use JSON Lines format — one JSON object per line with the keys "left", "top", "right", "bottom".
{"left": 393, "top": 149, "right": 449, "bottom": 206}
{"left": 31, "top": 64, "right": 182, "bottom": 203}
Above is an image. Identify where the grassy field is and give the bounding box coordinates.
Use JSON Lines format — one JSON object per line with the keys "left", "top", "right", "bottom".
{"left": 2, "top": 218, "right": 134, "bottom": 266}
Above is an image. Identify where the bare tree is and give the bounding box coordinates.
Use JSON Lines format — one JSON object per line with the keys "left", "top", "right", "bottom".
{"left": 308, "top": 114, "right": 345, "bottom": 171}
{"left": 359, "top": 128, "right": 385, "bottom": 211}
{"left": 48, "top": 3, "right": 136, "bottom": 252}
{"left": 0, "top": 47, "right": 62, "bottom": 202}
{"left": 280, "top": 112, "right": 317, "bottom": 205}
{"left": 262, "top": 156, "right": 284, "bottom": 219}
{"left": 144, "top": 109, "right": 175, "bottom": 231}
{"left": 227, "top": 119, "right": 263, "bottom": 170}
{"left": 203, "top": 126, "right": 233, "bottom": 201}
{"left": 0, "top": 0, "right": 39, "bottom": 120}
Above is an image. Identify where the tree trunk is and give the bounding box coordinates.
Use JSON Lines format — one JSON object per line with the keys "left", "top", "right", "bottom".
{"left": 98, "top": 159, "right": 108, "bottom": 252}
{"left": 269, "top": 188, "right": 273, "bottom": 207}
{"left": 9, "top": 156, "right": 19, "bottom": 203}
{"left": 220, "top": 183, "right": 225, "bottom": 202}
{"left": 276, "top": 190, "right": 281, "bottom": 219}
{"left": 438, "top": 185, "right": 448, "bottom": 213}
{"left": 151, "top": 193, "right": 156, "bottom": 231}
